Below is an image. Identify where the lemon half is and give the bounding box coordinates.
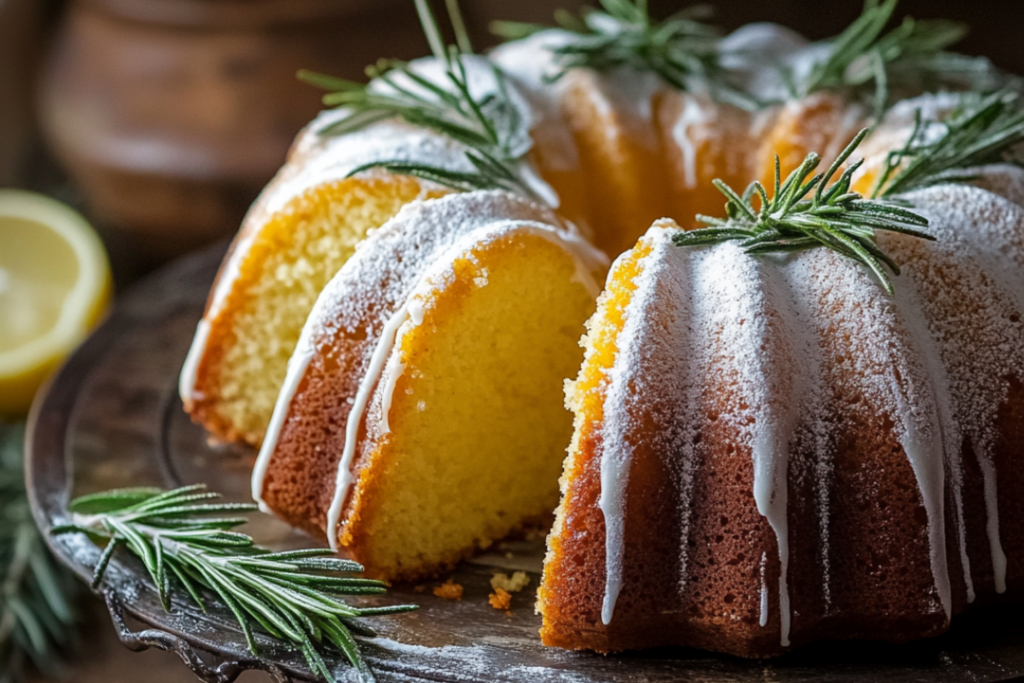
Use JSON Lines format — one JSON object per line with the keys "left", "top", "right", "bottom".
{"left": 0, "top": 190, "right": 111, "bottom": 416}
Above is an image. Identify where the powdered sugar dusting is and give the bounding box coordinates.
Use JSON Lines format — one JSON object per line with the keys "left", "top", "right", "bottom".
{"left": 886, "top": 178, "right": 1024, "bottom": 594}
{"left": 595, "top": 185, "right": 1023, "bottom": 635}
{"left": 599, "top": 225, "right": 830, "bottom": 646}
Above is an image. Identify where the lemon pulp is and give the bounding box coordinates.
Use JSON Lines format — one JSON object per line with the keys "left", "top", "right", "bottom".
{"left": 0, "top": 217, "right": 81, "bottom": 352}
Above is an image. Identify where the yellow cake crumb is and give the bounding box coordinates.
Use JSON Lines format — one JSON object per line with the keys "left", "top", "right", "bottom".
{"left": 489, "top": 587, "right": 512, "bottom": 610}
{"left": 433, "top": 579, "right": 463, "bottom": 601}
{"left": 490, "top": 571, "right": 530, "bottom": 593}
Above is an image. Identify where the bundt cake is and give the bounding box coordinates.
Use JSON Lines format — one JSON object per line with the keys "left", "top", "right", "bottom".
{"left": 179, "top": 0, "right": 1024, "bottom": 658}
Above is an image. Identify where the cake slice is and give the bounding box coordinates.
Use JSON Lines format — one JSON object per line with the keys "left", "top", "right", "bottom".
{"left": 178, "top": 115, "right": 461, "bottom": 446}
{"left": 252, "top": 190, "right": 608, "bottom": 580}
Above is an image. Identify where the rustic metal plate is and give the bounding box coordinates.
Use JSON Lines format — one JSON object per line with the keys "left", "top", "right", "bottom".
{"left": 25, "top": 244, "right": 1024, "bottom": 682}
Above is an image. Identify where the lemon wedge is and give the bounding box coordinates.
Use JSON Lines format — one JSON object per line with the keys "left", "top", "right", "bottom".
{"left": 0, "top": 189, "right": 111, "bottom": 416}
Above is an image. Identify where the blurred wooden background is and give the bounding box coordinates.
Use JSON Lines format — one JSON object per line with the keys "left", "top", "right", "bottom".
{"left": 6, "top": 0, "right": 1023, "bottom": 282}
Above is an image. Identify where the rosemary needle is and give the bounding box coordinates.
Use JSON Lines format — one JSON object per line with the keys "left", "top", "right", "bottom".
{"left": 0, "top": 423, "right": 76, "bottom": 683}
{"left": 673, "top": 128, "right": 933, "bottom": 294}
{"left": 674, "top": 89, "right": 1024, "bottom": 294}
{"left": 52, "top": 484, "right": 415, "bottom": 683}
{"left": 790, "top": 0, "right": 1002, "bottom": 118}
{"left": 491, "top": 0, "right": 757, "bottom": 109}
{"left": 299, "top": 0, "right": 541, "bottom": 202}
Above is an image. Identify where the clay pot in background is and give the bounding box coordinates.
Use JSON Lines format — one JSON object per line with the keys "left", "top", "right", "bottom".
{"left": 0, "top": 0, "right": 46, "bottom": 186}
{"left": 38, "top": 0, "right": 425, "bottom": 265}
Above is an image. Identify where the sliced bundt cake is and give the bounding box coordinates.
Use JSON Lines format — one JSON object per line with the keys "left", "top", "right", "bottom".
{"left": 251, "top": 191, "right": 607, "bottom": 579}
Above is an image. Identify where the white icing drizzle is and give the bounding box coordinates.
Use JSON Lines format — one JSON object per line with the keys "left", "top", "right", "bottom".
{"left": 596, "top": 190, "right": 1024, "bottom": 636}
{"left": 892, "top": 386, "right": 952, "bottom": 618}
{"left": 597, "top": 336, "right": 636, "bottom": 624}
{"left": 752, "top": 429, "right": 792, "bottom": 646}
{"left": 325, "top": 301, "right": 413, "bottom": 550}
{"left": 759, "top": 552, "right": 769, "bottom": 628}
{"left": 251, "top": 335, "right": 315, "bottom": 513}
{"left": 979, "top": 458, "right": 1008, "bottom": 594}
{"left": 895, "top": 268, "right": 973, "bottom": 606}
{"left": 596, "top": 226, "right": 692, "bottom": 625}
{"left": 717, "top": 23, "right": 809, "bottom": 104}
{"left": 489, "top": 30, "right": 581, "bottom": 175}
{"left": 571, "top": 67, "right": 663, "bottom": 151}
{"left": 178, "top": 320, "right": 210, "bottom": 404}
{"left": 671, "top": 96, "right": 709, "bottom": 189}
{"left": 598, "top": 227, "right": 815, "bottom": 647}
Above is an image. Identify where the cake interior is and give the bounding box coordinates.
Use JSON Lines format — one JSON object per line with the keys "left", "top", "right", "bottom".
{"left": 343, "top": 229, "right": 601, "bottom": 579}
{"left": 200, "top": 176, "right": 436, "bottom": 444}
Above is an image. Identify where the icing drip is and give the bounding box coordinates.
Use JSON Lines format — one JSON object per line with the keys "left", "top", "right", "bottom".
{"left": 597, "top": 311, "right": 643, "bottom": 623}
{"left": 597, "top": 200, "right": 1022, "bottom": 637}
{"left": 325, "top": 302, "right": 412, "bottom": 550}
{"left": 379, "top": 357, "right": 407, "bottom": 433}
{"left": 597, "top": 226, "right": 697, "bottom": 625}
{"left": 892, "top": 390, "right": 952, "bottom": 618}
{"left": 178, "top": 320, "right": 210, "bottom": 402}
{"left": 671, "top": 96, "right": 709, "bottom": 189}
{"left": 751, "top": 422, "right": 792, "bottom": 647}
{"left": 890, "top": 252, "right": 970, "bottom": 607}
{"left": 980, "top": 458, "right": 1008, "bottom": 594}
{"left": 251, "top": 329, "right": 315, "bottom": 512}
{"left": 759, "top": 552, "right": 769, "bottom": 628}
{"left": 577, "top": 67, "right": 664, "bottom": 151}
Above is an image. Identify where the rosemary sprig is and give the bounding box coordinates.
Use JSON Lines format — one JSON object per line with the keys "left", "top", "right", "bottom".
{"left": 790, "top": 0, "right": 998, "bottom": 117}
{"left": 674, "top": 90, "right": 1024, "bottom": 292}
{"left": 299, "top": 0, "right": 542, "bottom": 201}
{"left": 52, "top": 485, "right": 415, "bottom": 683}
{"left": 0, "top": 423, "right": 76, "bottom": 683}
{"left": 673, "top": 129, "right": 933, "bottom": 294}
{"left": 491, "top": 0, "right": 756, "bottom": 109}
{"left": 871, "top": 90, "right": 1024, "bottom": 198}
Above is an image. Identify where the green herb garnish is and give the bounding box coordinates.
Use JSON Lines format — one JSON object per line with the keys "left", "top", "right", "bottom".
{"left": 673, "top": 129, "right": 932, "bottom": 294}
{"left": 789, "top": 0, "right": 1001, "bottom": 117}
{"left": 1, "top": 423, "right": 76, "bottom": 683}
{"left": 871, "top": 90, "right": 1024, "bottom": 197}
{"left": 53, "top": 485, "right": 415, "bottom": 683}
{"left": 299, "top": 0, "right": 543, "bottom": 201}
{"left": 674, "top": 88, "right": 1024, "bottom": 293}
{"left": 492, "top": 0, "right": 757, "bottom": 109}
